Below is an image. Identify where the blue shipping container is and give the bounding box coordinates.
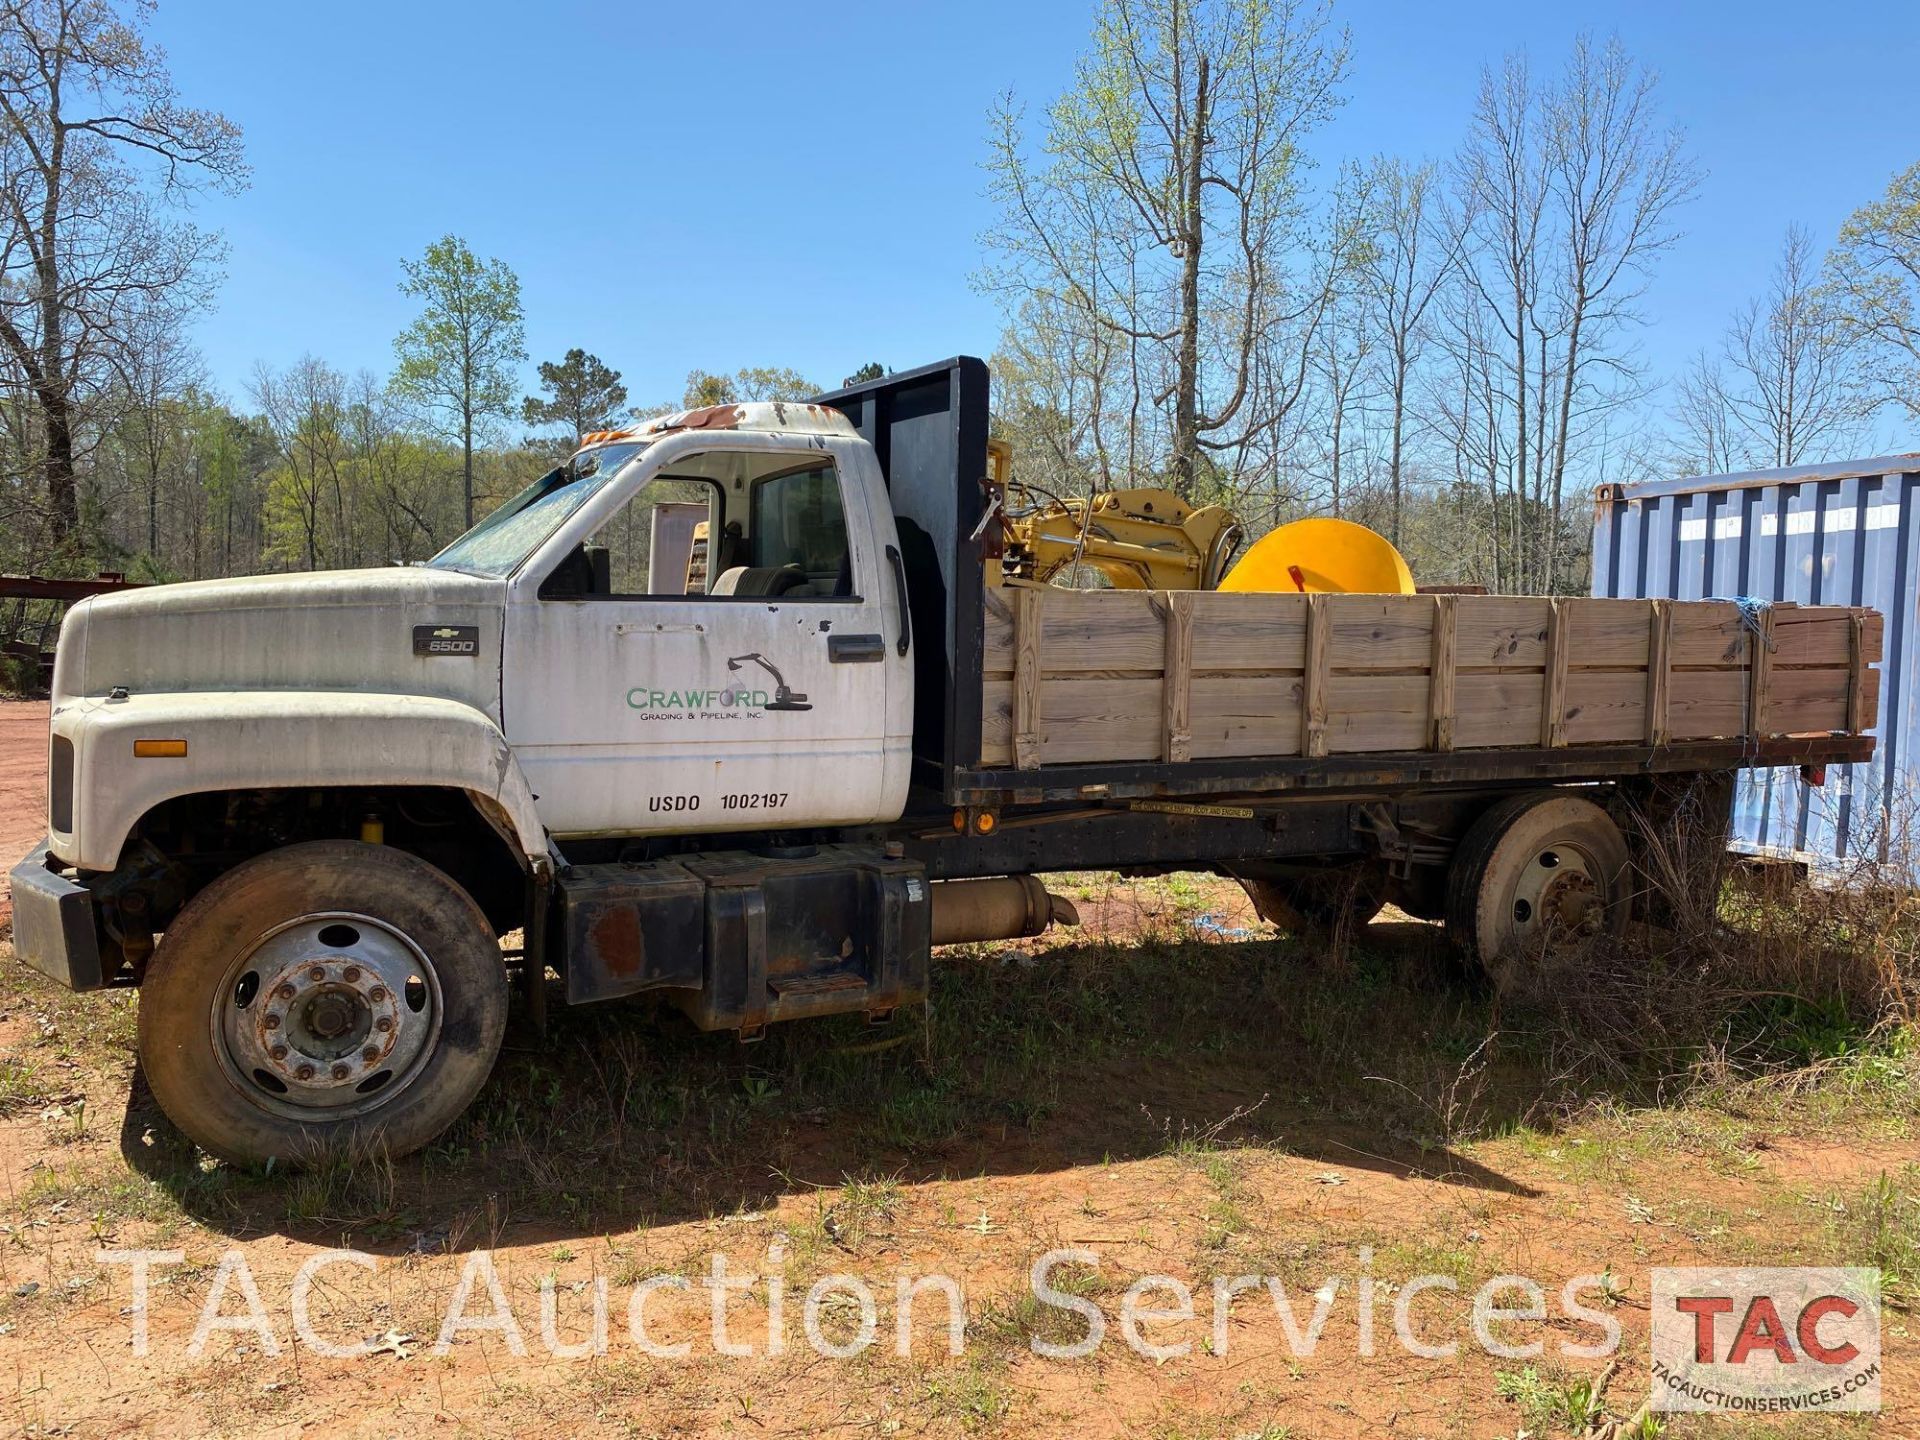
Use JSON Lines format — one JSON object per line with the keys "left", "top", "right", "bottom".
{"left": 1592, "top": 454, "right": 1920, "bottom": 880}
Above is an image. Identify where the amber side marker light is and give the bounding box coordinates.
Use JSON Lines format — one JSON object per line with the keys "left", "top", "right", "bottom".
{"left": 133, "top": 739, "right": 188, "bottom": 758}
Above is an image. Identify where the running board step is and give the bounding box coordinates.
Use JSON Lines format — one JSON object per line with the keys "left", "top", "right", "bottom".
{"left": 768, "top": 970, "right": 869, "bottom": 999}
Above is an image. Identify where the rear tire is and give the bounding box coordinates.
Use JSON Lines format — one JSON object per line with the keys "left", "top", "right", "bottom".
{"left": 1445, "top": 791, "right": 1630, "bottom": 994}
{"left": 138, "top": 841, "right": 508, "bottom": 1165}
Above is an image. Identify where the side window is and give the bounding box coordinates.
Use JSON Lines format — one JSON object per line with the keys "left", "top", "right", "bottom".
{"left": 544, "top": 476, "right": 722, "bottom": 598}
{"left": 742, "top": 463, "right": 854, "bottom": 598}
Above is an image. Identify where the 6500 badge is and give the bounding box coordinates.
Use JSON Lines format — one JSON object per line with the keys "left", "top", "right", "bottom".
{"left": 413, "top": 624, "right": 480, "bottom": 657}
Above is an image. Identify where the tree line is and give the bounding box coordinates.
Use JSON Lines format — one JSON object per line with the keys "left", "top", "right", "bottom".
{"left": 1, "top": 0, "right": 1917, "bottom": 596}
{"left": 983, "top": 0, "right": 1920, "bottom": 592}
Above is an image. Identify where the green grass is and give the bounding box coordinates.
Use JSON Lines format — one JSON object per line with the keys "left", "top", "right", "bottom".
{"left": 1494, "top": 1363, "right": 1608, "bottom": 1433}
{"left": 0, "top": 872, "right": 1914, "bottom": 1262}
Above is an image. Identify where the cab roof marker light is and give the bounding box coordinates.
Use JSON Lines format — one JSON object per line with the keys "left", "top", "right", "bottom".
{"left": 132, "top": 739, "right": 188, "bottom": 758}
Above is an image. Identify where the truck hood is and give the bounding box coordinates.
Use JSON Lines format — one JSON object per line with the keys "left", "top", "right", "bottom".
{"left": 53, "top": 567, "right": 507, "bottom": 722}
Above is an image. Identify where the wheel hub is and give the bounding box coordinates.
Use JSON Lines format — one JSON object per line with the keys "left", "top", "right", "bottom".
{"left": 1511, "top": 846, "right": 1605, "bottom": 936}
{"left": 216, "top": 913, "right": 441, "bottom": 1116}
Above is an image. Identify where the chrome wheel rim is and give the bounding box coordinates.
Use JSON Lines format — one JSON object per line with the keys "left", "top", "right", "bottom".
{"left": 212, "top": 912, "right": 442, "bottom": 1120}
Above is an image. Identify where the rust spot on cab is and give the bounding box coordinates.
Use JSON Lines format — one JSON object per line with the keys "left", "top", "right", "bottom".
{"left": 644, "top": 404, "right": 745, "bottom": 435}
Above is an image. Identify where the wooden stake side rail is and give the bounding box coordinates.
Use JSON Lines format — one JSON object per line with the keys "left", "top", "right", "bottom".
{"left": 979, "top": 589, "right": 1882, "bottom": 772}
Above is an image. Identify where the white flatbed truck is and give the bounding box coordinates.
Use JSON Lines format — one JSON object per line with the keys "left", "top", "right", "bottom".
{"left": 9, "top": 358, "right": 1880, "bottom": 1163}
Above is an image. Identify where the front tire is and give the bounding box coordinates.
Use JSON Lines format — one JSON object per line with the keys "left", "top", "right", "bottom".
{"left": 138, "top": 841, "right": 508, "bottom": 1165}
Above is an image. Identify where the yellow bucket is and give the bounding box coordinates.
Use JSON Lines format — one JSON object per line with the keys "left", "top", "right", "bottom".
{"left": 1218, "top": 517, "right": 1416, "bottom": 595}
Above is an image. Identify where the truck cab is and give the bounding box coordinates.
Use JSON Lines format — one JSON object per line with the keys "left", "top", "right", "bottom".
{"left": 468, "top": 400, "right": 914, "bottom": 837}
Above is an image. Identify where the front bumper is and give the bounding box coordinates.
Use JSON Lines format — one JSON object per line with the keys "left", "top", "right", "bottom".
{"left": 7, "top": 841, "right": 104, "bottom": 991}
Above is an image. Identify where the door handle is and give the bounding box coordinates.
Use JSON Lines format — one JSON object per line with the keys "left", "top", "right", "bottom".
{"left": 828, "top": 633, "right": 885, "bottom": 663}
{"left": 885, "top": 544, "right": 912, "bottom": 656}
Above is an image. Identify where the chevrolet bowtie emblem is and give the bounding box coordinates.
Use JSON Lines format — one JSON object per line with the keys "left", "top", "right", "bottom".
{"left": 433, "top": 627, "right": 461, "bottom": 638}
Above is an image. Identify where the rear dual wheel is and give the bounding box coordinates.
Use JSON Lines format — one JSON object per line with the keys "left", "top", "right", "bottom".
{"left": 138, "top": 841, "right": 508, "bottom": 1165}
{"left": 1445, "top": 791, "right": 1631, "bottom": 994}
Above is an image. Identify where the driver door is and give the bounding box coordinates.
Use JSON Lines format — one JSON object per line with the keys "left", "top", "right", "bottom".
{"left": 501, "top": 439, "right": 901, "bottom": 839}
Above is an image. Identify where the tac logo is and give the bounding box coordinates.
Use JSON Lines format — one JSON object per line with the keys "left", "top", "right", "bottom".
{"left": 1650, "top": 1267, "right": 1880, "bottom": 1413}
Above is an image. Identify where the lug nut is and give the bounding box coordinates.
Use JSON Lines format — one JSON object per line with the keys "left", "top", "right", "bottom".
{"left": 343, "top": 965, "right": 361, "bottom": 982}
{"left": 276, "top": 983, "right": 296, "bottom": 1000}
{"left": 263, "top": 1013, "right": 281, "bottom": 1030}
{"left": 295, "top": 1064, "right": 315, "bottom": 1080}
{"left": 331, "top": 1063, "right": 350, "bottom": 1080}
{"left": 362, "top": 1046, "right": 381, "bottom": 1062}
{"left": 270, "top": 1044, "right": 288, "bottom": 1061}
{"left": 374, "top": 1016, "right": 393, "bottom": 1032}
{"left": 307, "top": 966, "right": 326, "bottom": 983}
{"left": 368, "top": 986, "right": 387, "bottom": 1003}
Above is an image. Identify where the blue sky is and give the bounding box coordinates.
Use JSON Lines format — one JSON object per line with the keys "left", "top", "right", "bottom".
{"left": 150, "top": 0, "right": 1920, "bottom": 425}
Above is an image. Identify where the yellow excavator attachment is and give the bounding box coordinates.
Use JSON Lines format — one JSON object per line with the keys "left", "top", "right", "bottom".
{"left": 1217, "top": 516, "right": 1416, "bottom": 595}
{"left": 989, "top": 438, "right": 1417, "bottom": 595}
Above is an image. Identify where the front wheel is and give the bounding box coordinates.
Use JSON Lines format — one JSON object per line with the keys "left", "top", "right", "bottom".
{"left": 138, "top": 841, "right": 508, "bottom": 1165}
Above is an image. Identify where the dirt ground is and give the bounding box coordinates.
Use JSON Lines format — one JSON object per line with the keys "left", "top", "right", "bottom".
{"left": 0, "top": 699, "right": 1912, "bottom": 1437}
{"left": 0, "top": 700, "right": 47, "bottom": 921}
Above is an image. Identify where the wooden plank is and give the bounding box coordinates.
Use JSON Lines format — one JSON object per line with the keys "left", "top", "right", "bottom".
{"left": 1325, "top": 594, "right": 1435, "bottom": 670}
{"left": 1541, "top": 597, "right": 1569, "bottom": 747}
{"left": 1455, "top": 672, "right": 1545, "bottom": 748}
{"left": 1758, "top": 664, "right": 1881, "bottom": 733}
{"left": 1848, "top": 611, "right": 1869, "bottom": 735}
{"left": 982, "top": 587, "right": 1016, "bottom": 676}
{"left": 1428, "top": 594, "right": 1457, "bottom": 752}
{"left": 1187, "top": 592, "right": 1308, "bottom": 671}
{"left": 1773, "top": 606, "right": 1882, "bottom": 667}
{"left": 1646, "top": 599, "right": 1672, "bottom": 747}
{"left": 1668, "top": 669, "right": 1748, "bottom": 740}
{"left": 1038, "top": 677, "right": 1162, "bottom": 764}
{"left": 1190, "top": 675, "right": 1304, "bottom": 758}
{"left": 1162, "top": 591, "right": 1194, "bottom": 762}
{"left": 1302, "top": 594, "right": 1330, "bottom": 758}
{"left": 1031, "top": 590, "right": 1164, "bottom": 672}
{"left": 1454, "top": 596, "right": 1551, "bottom": 669}
{"left": 980, "top": 678, "right": 1013, "bottom": 766}
{"left": 1669, "top": 602, "right": 1748, "bottom": 667}
{"left": 1326, "top": 673, "right": 1429, "bottom": 752}
{"left": 1766, "top": 610, "right": 1873, "bottom": 675}
{"left": 1563, "top": 670, "right": 1647, "bottom": 745}
{"left": 1013, "top": 587, "right": 1044, "bottom": 770}
{"left": 1748, "top": 605, "right": 1776, "bottom": 737}
{"left": 1565, "top": 597, "right": 1654, "bottom": 668}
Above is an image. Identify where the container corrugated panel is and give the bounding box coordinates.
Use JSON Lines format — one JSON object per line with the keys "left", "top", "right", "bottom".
{"left": 1592, "top": 454, "right": 1920, "bottom": 880}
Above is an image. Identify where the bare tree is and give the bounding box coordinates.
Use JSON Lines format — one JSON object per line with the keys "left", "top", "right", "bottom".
{"left": 0, "top": 0, "right": 244, "bottom": 545}
{"left": 1360, "top": 157, "right": 1459, "bottom": 543}
{"left": 983, "top": 0, "right": 1351, "bottom": 497}
{"left": 1824, "top": 159, "right": 1920, "bottom": 421}
{"left": 1722, "top": 226, "right": 1861, "bottom": 466}
{"left": 252, "top": 356, "right": 347, "bottom": 571}
{"left": 1670, "top": 350, "right": 1740, "bottom": 475}
{"left": 1451, "top": 36, "right": 1695, "bottom": 591}
{"left": 117, "top": 311, "right": 201, "bottom": 557}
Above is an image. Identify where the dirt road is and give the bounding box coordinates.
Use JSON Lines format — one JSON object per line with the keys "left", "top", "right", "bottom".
{"left": 0, "top": 699, "right": 47, "bottom": 919}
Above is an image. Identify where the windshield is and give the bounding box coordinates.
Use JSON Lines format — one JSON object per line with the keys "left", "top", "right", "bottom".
{"left": 426, "top": 441, "right": 646, "bottom": 577}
